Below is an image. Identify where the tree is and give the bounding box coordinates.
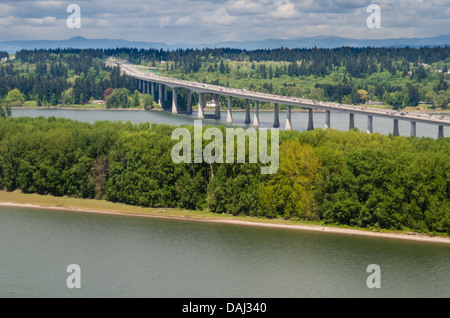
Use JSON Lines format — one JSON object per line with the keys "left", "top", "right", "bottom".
{"left": 5, "top": 88, "right": 25, "bottom": 107}
{"left": 0, "top": 100, "right": 12, "bottom": 118}
{"left": 104, "top": 88, "right": 113, "bottom": 100}
{"left": 133, "top": 90, "right": 140, "bottom": 107}
{"left": 142, "top": 94, "right": 154, "bottom": 110}
{"left": 350, "top": 87, "right": 359, "bottom": 104}
{"left": 357, "top": 89, "right": 369, "bottom": 104}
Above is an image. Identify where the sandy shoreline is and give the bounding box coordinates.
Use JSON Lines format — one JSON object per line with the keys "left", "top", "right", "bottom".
{"left": 1, "top": 201, "right": 449, "bottom": 245}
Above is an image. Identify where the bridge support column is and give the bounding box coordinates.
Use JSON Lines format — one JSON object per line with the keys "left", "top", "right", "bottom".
{"left": 393, "top": 119, "right": 399, "bottom": 136}
{"left": 187, "top": 90, "right": 193, "bottom": 114}
{"left": 410, "top": 121, "right": 416, "bottom": 137}
{"left": 438, "top": 125, "right": 444, "bottom": 138}
{"left": 146, "top": 81, "right": 150, "bottom": 95}
{"left": 227, "top": 96, "right": 233, "bottom": 123}
{"left": 245, "top": 100, "right": 251, "bottom": 124}
{"left": 139, "top": 79, "right": 143, "bottom": 92}
{"left": 367, "top": 115, "right": 373, "bottom": 134}
{"left": 215, "top": 94, "right": 221, "bottom": 119}
{"left": 307, "top": 108, "right": 314, "bottom": 131}
{"left": 151, "top": 82, "right": 155, "bottom": 99}
{"left": 158, "top": 84, "right": 163, "bottom": 107}
{"left": 349, "top": 113, "right": 355, "bottom": 130}
{"left": 286, "top": 105, "right": 292, "bottom": 130}
{"left": 172, "top": 88, "right": 178, "bottom": 114}
{"left": 325, "top": 110, "right": 331, "bottom": 129}
{"left": 273, "top": 103, "right": 280, "bottom": 128}
{"left": 164, "top": 85, "right": 168, "bottom": 101}
{"left": 253, "top": 100, "right": 260, "bottom": 127}
{"left": 198, "top": 93, "right": 204, "bottom": 119}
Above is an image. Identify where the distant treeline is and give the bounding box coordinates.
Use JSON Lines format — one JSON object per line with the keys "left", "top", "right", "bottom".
{"left": 0, "top": 46, "right": 449, "bottom": 108}
{"left": 0, "top": 49, "right": 136, "bottom": 106}
{"left": 0, "top": 117, "right": 448, "bottom": 235}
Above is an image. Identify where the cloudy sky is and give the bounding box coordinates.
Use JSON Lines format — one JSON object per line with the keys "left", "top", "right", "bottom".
{"left": 0, "top": 0, "right": 448, "bottom": 43}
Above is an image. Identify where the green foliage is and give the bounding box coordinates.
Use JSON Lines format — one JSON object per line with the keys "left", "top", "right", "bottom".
{"left": 0, "top": 118, "right": 448, "bottom": 235}
{"left": 5, "top": 89, "right": 25, "bottom": 106}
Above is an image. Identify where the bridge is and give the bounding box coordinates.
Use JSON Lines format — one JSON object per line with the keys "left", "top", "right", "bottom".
{"left": 117, "top": 62, "right": 449, "bottom": 138}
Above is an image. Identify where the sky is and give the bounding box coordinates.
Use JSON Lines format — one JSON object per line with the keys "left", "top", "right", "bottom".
{"left": 0, "top": 0, "right": 448, "bottom": 44}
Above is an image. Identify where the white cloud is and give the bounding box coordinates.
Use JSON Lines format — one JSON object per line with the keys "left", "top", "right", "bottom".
{"left": 25, "top": 16, "right": 58, "bottom": 26}
{"left": 271, "top": 1, "right": 299, "bottom": 19}
{"left": 0, "top": 0, "right": 448, "bottom": 43}
{"left": 159, "top": 16, "right": 171, "bottom": 28}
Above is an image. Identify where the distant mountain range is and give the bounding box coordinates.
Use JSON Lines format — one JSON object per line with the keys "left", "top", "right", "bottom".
{"left": 1, "top": 34, "right": 449, "bottom": 54}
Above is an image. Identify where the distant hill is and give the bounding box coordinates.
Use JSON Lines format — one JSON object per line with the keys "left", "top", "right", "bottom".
{"left": 1, "top": 34, "right": 449, "bottom": 54}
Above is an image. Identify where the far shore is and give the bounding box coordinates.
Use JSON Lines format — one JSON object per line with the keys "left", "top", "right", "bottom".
{"left": 0, "top": 191, "right": 449, "bottom": 245}
{"left": 11, "top": 106, "right": 450, "bottom": 114}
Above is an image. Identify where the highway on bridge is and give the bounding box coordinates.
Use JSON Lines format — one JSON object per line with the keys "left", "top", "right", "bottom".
{"left": 116, "top": 61, "right": 449, "bottom": 137}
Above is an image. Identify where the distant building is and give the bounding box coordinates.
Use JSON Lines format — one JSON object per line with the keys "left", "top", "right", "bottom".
{"left": 92, "top": 100, "right": 106, "bottom": 104}
{"left": 206, "top": 100, "right": 217, "bottom": 108}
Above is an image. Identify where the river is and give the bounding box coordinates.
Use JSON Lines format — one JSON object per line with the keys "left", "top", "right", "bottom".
{"left": 0, "top": 206, "right": 449, "bottom": 298}
{"left": 11, "top": 108, "right": 449, "bottom": 139}
{"left": 4, "top": 108, "right": 449, "bottom": 298}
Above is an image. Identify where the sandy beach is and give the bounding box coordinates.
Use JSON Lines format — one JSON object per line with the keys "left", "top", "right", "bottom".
{"left": 1, "top": 199, "right": 449, "bottom": 245}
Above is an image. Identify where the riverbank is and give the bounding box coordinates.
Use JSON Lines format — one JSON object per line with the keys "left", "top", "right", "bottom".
{"left": 12, "top": 105, "right": 450, "bottom": 114}
{"left": 1, "top": 191, "right": 449, "bottom": 245}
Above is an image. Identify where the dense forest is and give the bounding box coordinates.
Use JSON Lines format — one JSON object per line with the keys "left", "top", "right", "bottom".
{"left": 0, "top": 46, "right": 449, "bottom": 110}
{"left": 0, "top": 49, "right": 137, "bottom": 107}
{"left": 0, "top": 117, "right": 448, "bottom": 235}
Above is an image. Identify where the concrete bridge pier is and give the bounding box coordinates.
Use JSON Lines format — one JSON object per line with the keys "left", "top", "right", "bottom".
{"left": 393, "top": 119, "right": 400, "bottom": 136}
{"left": 273, "top": 103, "right": 280, "bottom": 128}
{"left": 438, "top": 125, "right": 444, "bottom": 138}
{"left": 172, "top": 88, "right": 178, "bottom": 114}
{"left": 139, "top": 79, "right": 143, "bottom": 92}
{"left": 146, "top": 81, "right": 150, "bottom": 95}
{"left": 227, "top": 96, "right": 233, "bottom": 123}
{"left": 325, "top": 110, "right": 331, "bottom": 129}
{"left": 245, "top": 100, "right": 251, "bottom": 124}
{"left": 367, "top": 115, "right": 373, "bottom": 134}
{"left": 158, "top": 84, "right": 163, "bottom": 107}
{"left": 198, "top": 93, "right": 204, "bottom": 119}
{"left": 307, "top": 108, "right": 314, "bottom": 131}
{"left": 151, "top": 82, "right": 155, "bottom": 99}
{"left": 187, "top": 90, "right": 193, "bottom": 114}
{"left": 286, "top": 105, "right": 292, "bottom": 130}
{"left": 410, "top": 121, "right": 417, "bottom": 137}
{"left": 164, "top": 85, "right": 168, "bottom": 101}
{"left": 215, "top": 94, "right": 221, "bottom": 119}
{"left": 349, "top": 113, "right": 355, "bottom": 130}
{"left": 253, "top": 100, "right": 260, "bottom": 127}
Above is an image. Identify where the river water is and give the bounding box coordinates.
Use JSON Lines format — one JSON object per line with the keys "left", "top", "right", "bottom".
{"left": 0, "top": 206, "right": 449, "bottom": 298}
{"left": 11, "top": 108, "right": 449, "bottom": 138}
{"left": 3, "top": 108, "right": 449, "bottom": 298}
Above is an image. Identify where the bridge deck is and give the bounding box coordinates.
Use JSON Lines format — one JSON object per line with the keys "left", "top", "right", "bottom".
{"left": 118, "top": 62, "right": 450, "bottom": 128}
